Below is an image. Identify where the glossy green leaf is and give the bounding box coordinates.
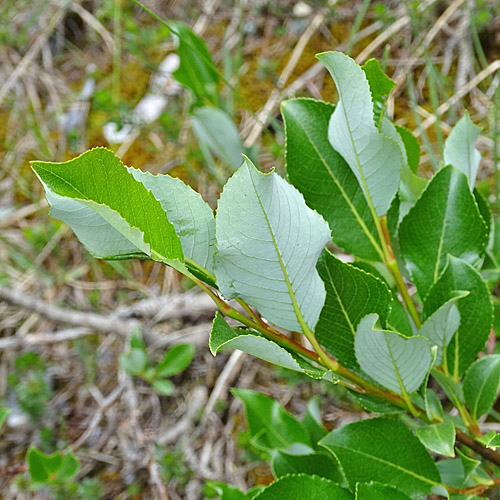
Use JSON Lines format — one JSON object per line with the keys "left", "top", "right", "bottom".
{"left": 424, "top": 256, "right": 493, "bottom": 376}
{"left": 355, "top": 314, "right": 432, "bottom": 395}
{"left": 171, "top": 22, "right": 219, "bottom": 105}
{"left": 416, "top": 422, "right": 455, "bottom": 457}
{"left": 315, "top": 250, "right": 392, "bottom": 371}
{"left": 348, "top": 390, "right": 404, "bottom": 415}
{"left": 356, "top": 482, "right": 412, "bottom": 500}
{"left": 272, "top": 449, "right": 344, "bottom": 483}
{"left": 192, "top": 107, "right": 244, "bottom": 170}
{"left": 317, "top": 51, "right": 401, "bottom": 216}
{"left": 463, "top": 354, "right": 500, "bottom": 420}
{"left": 31, "top": 148, "right": 184, "bottom": 270}
{"left": 233, "top": 389, "right": 311, "bottom": 451}
{"left": 151, "top": 379, "right": 175, "bottom": 395}
{"left": 214, "top": 157, "right": 331, "bottom": 333}
{"left": 209, "top": 313, "right": 325, "bottom": 378}
{"left": 155, "top": 344, "right": 194, "bottom": 378}
{"left": 399, "top": 166, "right": 488, "bottom": 298}
{"left": 282, "top": 98, "right": 382, "bottom": 261}
{"left": 361, "top": 58, "right": 394, "bottom": 127}
{"left": 204, "top": 481, "right": 248, "bottom": 500}
{"left": 253, "top": 474, "right": 353, "bottom": 500}
{"left": 120, "top": 348, "right": 148, "bottom": 376}
{"left": 395, "top": 125, "right": 420, "bottom": 174}
{"left": 320, "top": 418, "right": 442, "bottom": 498}
{"left": 418, "top": 293, "right": 467, "bottom": 366}
{"left": 443, "top": 112, "right": 481, "bottom": 190}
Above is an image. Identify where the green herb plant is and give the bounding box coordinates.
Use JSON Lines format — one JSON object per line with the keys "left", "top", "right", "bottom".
{"left": 120, "top": 330, "right": 194, "bottom": 395}
{"left": 31, "top": 51, "right": 500, "bottom": 499}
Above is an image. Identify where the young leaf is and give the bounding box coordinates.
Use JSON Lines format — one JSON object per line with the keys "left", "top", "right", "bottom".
{"left": 354, "top": 314, "right": 432, "bottom": 395}
{"left": 155, "top": 343, "right": 194, "bottom": 378}
{"left": 443, "top": 112, "right": 481, "bottom": 190}
{"left": 120, "top": 348, "right": 148, "bottom": 376}
{"left": 253, "top": 474, "right": 353, "bottom": 500}
{"left": 282, "top": 98, "right": 382, "bottom": 261}
{"left": 418, "top": 293, "right": 467, "bottom": 366}
{"left": 232, "top": 389, "right": 311, "bottom": 451}
{"left": 320, "top": 418, "right": 442, "bottom": 498}
{"left": 209, "top": 313, "right": 325, "bottom": 378}
{"left": 399, "top": 166, "right": 488, "bottom": 298}
{"left": 151, "top": 379, "right": 175, "bottom": 396}
{"left": 31, "top": 148, "right": 184, "bottom": 271}
{"left": 315, "top": 250, "right": 392, "bottom": 371}
{"left": 127, "top": 167, "right": 216, "bottom": 275}
{"left": 27, "top": 447, "right": 79, "bottom": 484}
{"left": 192, "top": 107, "right": 244, "bottom": 170}
{"left": 356, "top": 482, "right": 412, "bottom": 500}
{"left": 204, "top": 481, "right": 248, "bottom": 500}
{"left": 0, "top": 407, "right": 10, "bottom": 428}
{"left": 361, "top": 58, "right": 395, "bottom": 127}
{"left": 171, "top": 21, "right": 219, "bottom": 105}
{"left": 463, "top": 355, "right": 500, "bottom": 421}
{"left": 416, "top": 422, "right": 456, "bottom": 457}
{"left": 424, "top": 256, "right": 493, "bottom": 376}
{"left": 214, "top": 157, "right": 331, "bottom": 333}
{"left": 317, "top": 51, "right": 402, "bottom": 216}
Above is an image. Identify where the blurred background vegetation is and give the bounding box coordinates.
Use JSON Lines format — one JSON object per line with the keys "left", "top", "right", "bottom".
{"left": 1, "top": 0, "right": 500, "bottom": 498}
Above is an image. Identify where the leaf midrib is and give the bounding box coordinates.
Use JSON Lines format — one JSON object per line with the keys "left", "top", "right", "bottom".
{"left": 292, "top": 110, "right": 384, "bottom": 262}
{"left": 328, "top": 445, "right": 440, "bottom": 487}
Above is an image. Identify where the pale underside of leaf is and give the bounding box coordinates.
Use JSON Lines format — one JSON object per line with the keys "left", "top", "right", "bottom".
{"left": 214, "top": 157, "right": 331, "bottom": 333}
{"left": 317, "top": 51, "right": 401, "bottom": 216}
{"left": 355, "top": 314, "right": 431, "bottom": 395}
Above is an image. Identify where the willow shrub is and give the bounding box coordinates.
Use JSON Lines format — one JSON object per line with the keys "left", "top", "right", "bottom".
{"left": 32, "top": 52, "right": 500, "bottom": 499}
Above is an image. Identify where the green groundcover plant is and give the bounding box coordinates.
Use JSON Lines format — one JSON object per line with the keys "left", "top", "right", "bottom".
{"left": 31, "top": 51, "right": 500, "bottom": 499}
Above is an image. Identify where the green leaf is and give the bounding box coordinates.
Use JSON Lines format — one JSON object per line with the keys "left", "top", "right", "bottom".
{"left": 431, "top": 369, "right": 464, "bottom": 408}
{"left": 317, "top": 51, "right": 402, "bottom": 216}
{"left": 463, "top": 354, "right": 500, "bottom": 420}
{"left": 320, "top": 418, "right": 442, "bottom": 498}
{"left": 416, "top": 422, "right": 456, "bottom": 457}
{"left": 348, "top": 390, "right": 404, "bottom": 415}
{"left": 356, "top": 482, "right": 412, "bottom": 500}
{"left": 354, "top": 314, "right": 432, "bottom": 395}
{"left": 204, "top": 481, "right": 248, "bottom": 500}
{"left": 443, "top": 112, "right": 481, "bottom": 190}
{"left": 282, "top": 98, "right": 382, "bottom": 261}
{"left": 130, "top": 329, "right": 146, "bottom": 351}
{"left": 232, "top": 389, "right": 311, "bottom": 451}
{"left": 361, "top": 58, "right": 395, "bottom": 127}
{"left": 31, "top": 148, "right": 184, "bottom": 270}
{"left": 315, "top": 250, "right": 392, "bottom": 371}
{"left": 302, "top": 397, "right": 327, "bottom": 444}
{"left": 155, "top": 344, "right": 194, "bottom": 378}
{"left": 395, "top": 125, "right": 420, "bottom": 174}
{"left": 120, "top": 348, "right": 148, "bottom": 376}
{"left": 418, "top": 293, "right": 467, "bottom": 366}
{"left": 209, "top": 313, "right": 325, "bottom": 378}
{"left": 424, "top": 256, "right": 493, "bottom": 376}
{"left": 0, "top": 407, "right": 10, "bottom": 428}
{"left": 399, "top": 165, "right": 488, "bottom": 298}
{"left": 27, "top": 447, "right": 79, "bottom": 483}
{"left": 272, "top": 450, "right": 344, "bottom": 483}
{"left": 214, "top": 157, "right": 331, "bottom": 333}
{"left": 424, "top": 389, "right": 444, "bottom": 421}
{"left": 253, "top": 474, "right": 353, "bottom": 500}
{"left": 127, "top": 166, "right": 216, "bottom": 275}
{"left": 192, "top": 107, "right": 244, "bottom": 169}
{"left": 151, "top": 379, "right": 175, "bottom": 395}
{"left": 171, "top": 21, "right": 219, "bottom": 105}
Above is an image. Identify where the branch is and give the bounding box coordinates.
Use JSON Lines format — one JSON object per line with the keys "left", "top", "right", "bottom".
{"left": 456, "top": 429, "right": 500, "bottom": 468}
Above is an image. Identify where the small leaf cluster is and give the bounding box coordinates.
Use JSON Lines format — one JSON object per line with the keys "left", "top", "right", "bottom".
{"left": 21, "top": 447, "right": 103, "bottom": 500}
{"left": 119, "top": 330, "right": 194, "bottom": 395}
{"left": 31, "top": 47, "right": 500, "bottom": 498}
